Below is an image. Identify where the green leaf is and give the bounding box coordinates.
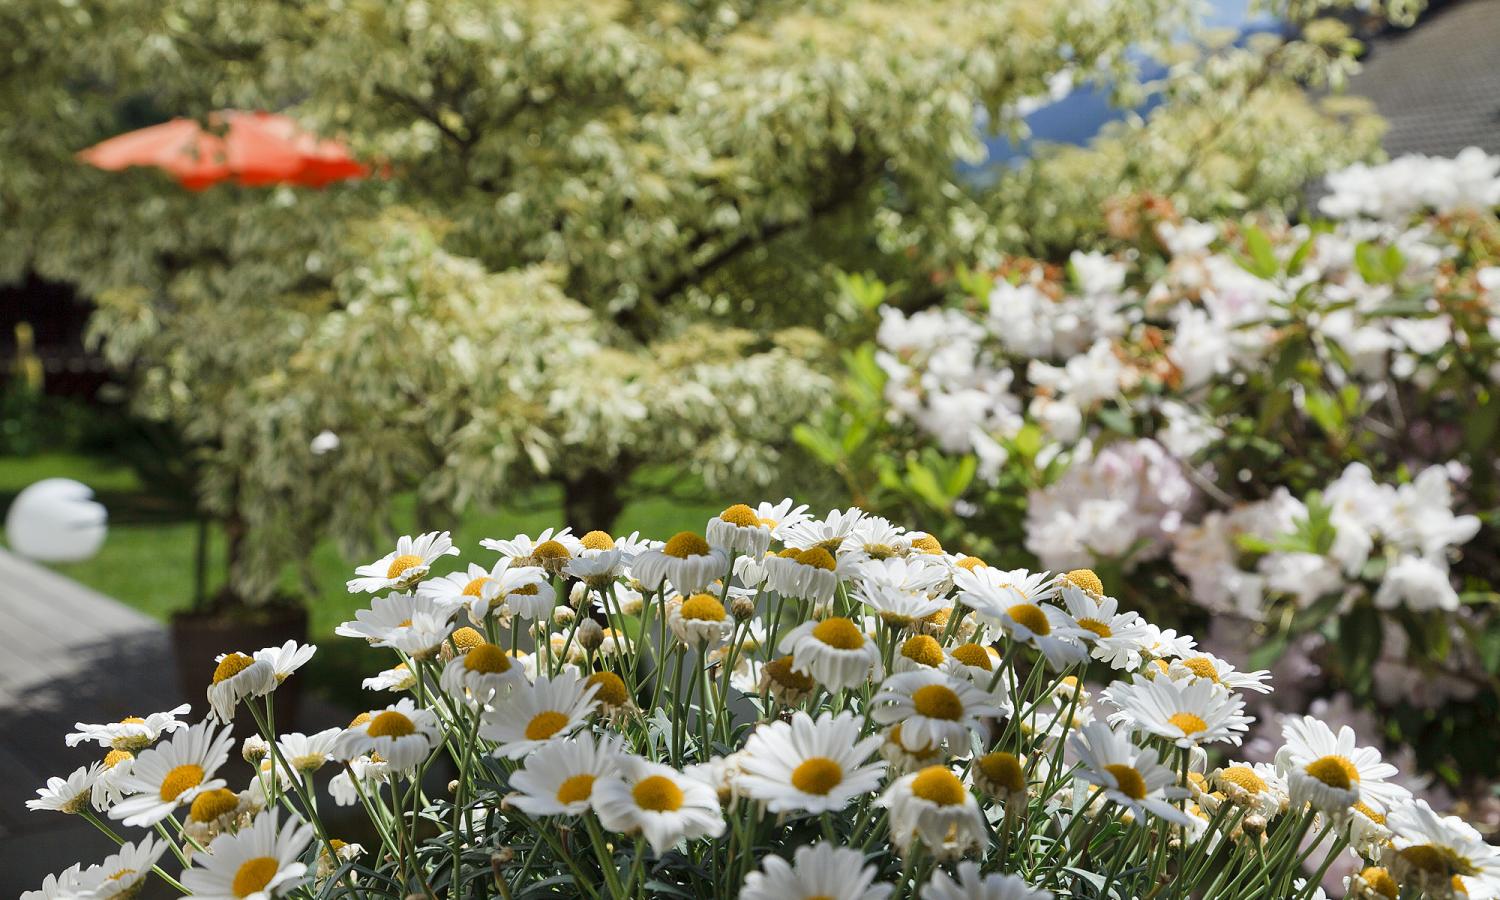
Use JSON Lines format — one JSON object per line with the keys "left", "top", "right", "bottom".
{"left": 1095, "top": 405, "right": 1135, "bottom": 436}
{"left": 1244, "top": 225, "right": 1278, "bottom": 279}
{"left": 1303, "top": 389, "right": 1344, "bottom": 438}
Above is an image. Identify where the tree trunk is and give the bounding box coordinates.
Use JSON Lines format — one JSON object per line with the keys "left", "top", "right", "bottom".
{"left": 562, "top": 468, "right": 628, "bottom": 534}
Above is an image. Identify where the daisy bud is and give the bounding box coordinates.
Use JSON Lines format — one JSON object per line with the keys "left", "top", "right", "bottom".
{"left": 552, "top": 605, "right": 576, "bottom": 626}
{"left": 568, "top": 581, "right": 589, "bottom": 610}
{"left": 577, "top": 618, "right": 604, "bottom": 651}
{"left": 242, "top": 735, "right": 269, "bottom": 764}
{"left": 1242, "top": 814, "right": 1267, "bottom": 837}
{"left": 447, "top": 779, "right": 459, "bottom": 794}
{"left": 729, "top": 594, "right": 757, "bottom": 620}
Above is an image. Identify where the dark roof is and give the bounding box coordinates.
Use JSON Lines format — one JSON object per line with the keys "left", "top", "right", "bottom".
{"left": 1347, "top": 0, "right": 1500, "bottom": 158}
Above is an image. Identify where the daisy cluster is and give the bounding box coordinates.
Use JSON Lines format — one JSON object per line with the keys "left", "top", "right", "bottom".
{"left": 25, "top": 505, "right": 1500, "bottom": 898}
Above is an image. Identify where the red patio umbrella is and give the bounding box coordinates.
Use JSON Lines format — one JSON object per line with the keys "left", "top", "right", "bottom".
{"left": 77, "top": 110, "right": 369, "bottom": 190}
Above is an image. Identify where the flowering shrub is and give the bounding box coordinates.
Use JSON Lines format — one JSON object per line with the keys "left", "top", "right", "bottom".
{"left": 24, "top": 509, "right": 1500, "bottom": 898}
{"left": 795, "top": 152, "right": 1500, "bottom": 789}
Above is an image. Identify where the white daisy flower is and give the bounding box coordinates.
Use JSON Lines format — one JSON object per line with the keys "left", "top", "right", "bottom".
{"left": 667, "top": 592, "right": 736, "bottom": 649}
{"left": 1138, "top": 624, "right": 1197, "bottom": 660}
{"left": 207, "top": 652, "right": 278, "bottom": 721}
{"left": 945, "top": 642, "right": 1002, "bottom": 683}
{"left": 480, "top": 670, "right": 600, "bottom": 759}
{"left": 706, "top": 503, "right": 774, "bottom": 557}
{"left": 180, "top": 811, "right": 313, "bottom": 899}
{"left": 734, "top": 552, "right": 773, "bottom": 589}
{"left": 892, "top": 634, "right": 948, "bottom": 673}
{"left": 108, "top": 719, "right": 234, "bottom": 827}
{"left": 564, "top": 547, "right": 627, "bottom": 584}
{"left": 684, "top": 754, "right": 742, "bottom": 805}
{"left": 954, "top": 568, "right": 1086, "bottom": 669}
{"left": 1069, "top": 720, "right": 1192, "bottom": 826}
{"left": 764, "top": 547, "right": 845, "bottom": 608}
{"left": 780, "top": 507, "right": 866, "bottom": 553}
{"left": 26, "top": 763, "right": 101, "bottom": 814}
{"left": 879, "top": 765, "right": 988, "bottom": 861}
{"left": 253, "top": 641, "right": 316, "bottom": 683}
{"left": 1209, "top": 762, "right": 1288, "bottom": 819}
{"left": 440, "top": 641, "right": 527, "bottom": 704}
{"left": 754, "top": 498, "right": 813, "bottom": 539}
{"left": 739, "top": 843, "right": 892, "bottom": 900}
{"left": 857, "top": 555, "right": 951, "bottom": 596}
{"left": 491, "top": 566, "right": 556, "bottom": 621}
{"left": 346, "top": 530, "right": 459, "bottom": 593}
{"left": 1162, "top": 652, "right": 1272, "bottom": 694}
{"left": 734, "top": 711, "right": 886, "bottom": 814}
{"left": 316, "top": 840, "right": 364, "bottom": 881}
{"left": 777, "top": 616, "right": 884, "bottom": 691}
{"left": 1058, "top": 584, "right": 1152, "bottom": 670}
{"left": 182, "top": 787, "right": 256, "bottom": 845}
{"left": 858, "top": 584, "right": 949, "bottom": 630}
{"left": 67, "top": 703, "right": 192, "bottom": 751}
{"left": 277, "top": 728, "right": 340, "bottom": 775}
{"left": 871, "top": 670, "right": 1005, "bottom": 757}
{"left": 1105, "top": 673, "right": 1252, "bottom": 748}
{"left": 1275, "top": 716, "right": 1407, "bottom": 814}
{"left": 590, "top": 581, "right": 645, "bottom": 618}
{"left": 362, "top": 662, "right": 416, "bottom": 692}
{"left": 837, "top": 515, "right": 910, "bottom": 564}
{"left": 1346, "top": 800, "right": 1396, "bottom": 860}
{"left": 381, "top": 607, "right": 459, "bottom": 660}
{"left": 633, "top": 531, "right": 731, "bottom": 594}
{"left": 507, "top": 732, "right": 623, "bottom": 817}
{"left": 591, "top": 755, "right": 726, "bottom": 854}
{"left": 332, "top": 698, "right": 442, "bottom": 772}
{"left": 73, "top": 836, "right": 167, "bottom": 899}
{"left": 418, "top": 560, "right": 508, "bottom": 609}
{"left": 327, "top": 754, "right": 389, "bottom": 807}
{"left": 93, "top": 749, "right": 136, "bottom": 810}
{"left": 922, "top": 863, "right": 1053, "bottom": 900}
{"left": 335, "top": 592, "right": 459, "bottom": 656}
{"left": 481, "top": 527, "right": 583, "bottom": 573}
{"left": 1386, "top": 800, "right": 1500, "bottom": 897}
{"left": 21, "top": 864, "right": 83, "bottom": 900}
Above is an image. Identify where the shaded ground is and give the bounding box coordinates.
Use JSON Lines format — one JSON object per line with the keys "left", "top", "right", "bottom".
{"left": 1349, "top": 0, "right": 1500, "bottom": 157}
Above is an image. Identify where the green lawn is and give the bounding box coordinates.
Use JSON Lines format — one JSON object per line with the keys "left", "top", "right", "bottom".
{"left": 2, "top": 452, "right": 721, "bottom": 703}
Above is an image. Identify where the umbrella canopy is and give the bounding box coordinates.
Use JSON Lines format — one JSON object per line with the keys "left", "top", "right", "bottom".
{"left": 77, "top": 110, "right": 369, "bottom": 190}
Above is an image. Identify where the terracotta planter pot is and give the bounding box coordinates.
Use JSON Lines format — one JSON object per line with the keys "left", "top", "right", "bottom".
{"left": 170, "top": 604, "right": 309, "bottom": 738}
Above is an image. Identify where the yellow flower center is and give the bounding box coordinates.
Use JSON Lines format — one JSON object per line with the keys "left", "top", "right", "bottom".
{"left": 159, "top": 764, "right": 205, "bottom": 802}
{"left": 349, "top": 712, "right": 372, "bottom": 728}
{"left": 719, "top": 504, "right": 760, "bottom": 527}
{"left": 1399, "top": 845, "right": 1477, "bottom": 878}
{"left": 956, "top": 556, "right": 988, "bottom": 571}
{"left": 1077, "top": 618, "right": 1113, "bottom": 639}
{"left": 632, "top": 775, "right": 684, "bottom": 812}
{"left": 1007, "top": 603, "right": 1051, "bottom": 636}
{"left": 977, "top": 752, "right": 1025, "bottom": 794}
{"left": 790, "top": 757, "right": 844, "bottom": 795}
{"left": 911, "top": 684, "right": 965, "bottom": 721}
{"left": 587, "top": 671, "right": 629, "bottom": 707}
{"left": 949, "top": 643, "right": 993, "bottom": 671}
{"left": 900, "top": 635, "right": 945, "bottom": 668}
{"left": 794, "top": 547, "right": 838, "bottom": 571}
{"left": 451, "top": 627, "right": 485, "bottom": 651}
{"left": 119, "top": 716, "right": 146, "bottom": 725}
{"left": 188, "top": 788, "right": 240, "bottom": 823}
{"left": 556, "top": 774, "right": 597, "bottom": 805}
{"left": 1305, "top": 755, "right": 1360, "bottom": 790}
{"left": 231, "top": 856, "right": 280, "bottom": 898}
{"left": 212, "top": 653, "right": 255, "bottom": 684}
{"left": 1180, "top": 657, "right": 1219, "bottom": 681}
{"left": 680, "top": 594, "right": 727, "bottom": 622}
{"left": 510, "top": 584, "right": 539, "bottom": 596}
{"left": 764, "top": 656, "right": 815, "bottom": 690}
{"left": 464, "top": 643, "right": 512, "bottom": 674}
{"left": 1168, "top": 712, "right": 1208, "bottom": 736}
{"left": 811, "top": 617, "right": 865, "bottom": 650}
{"left": 1353, "top": 801, "right": 1386, "bottom": 824}
{"left": 1063, "top": 568, "right": 1105, "bottom": 597}
{"left": 663, "top": 532, "right": 711, "bottom": 559}
{"left": 1358, "top": 867, "right": 1399, "bottom": 899}
{"left": 366, "top": 711, "right": 417, "bottom": 738}
{"left": 581, "top": 530, "right": 615, "bottom": 551}
{"left": 103, "top": 749, "right": 133, "bottom": 769}
{"left": 461, "top": 578, "right": 489, "bottom": 597}
{"left": 1104, "top": 763, "right": 1147, "bottom": 800}
{"left": 524, "top": 711, "right": 570, "bottom": 741}
{"left": 532, "top": 540, "right": 571, "bottom": 562}
{"left": 910, "top": 535, "right": 943, "bottom": 554}
{"left": 863, "top": 543, "right": 897, "bottom": 560}
{"left": 910, "top": 767, "right": 966, "bottom": 805}
{"left": 385, "top": 554, "right": 425, "bottom": 579}
{"left": 1218, "top": 766, "right": 1267, "bottom": 794}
